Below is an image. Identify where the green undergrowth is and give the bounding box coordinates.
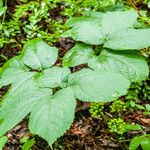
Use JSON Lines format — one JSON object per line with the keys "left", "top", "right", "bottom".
{"left": 0, "top": 0, "right": 123, "bottom": 49}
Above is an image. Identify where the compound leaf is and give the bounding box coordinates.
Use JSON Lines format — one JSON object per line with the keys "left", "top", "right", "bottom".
{"left": 63, "top": 43, "right": 94, "bottom": 67}
{"left": 36, "top": 66, "right": 71, "bottom": 88}
{"left": 29, "top": 87, "right": 76, "bottom": 145}
{"left": 21, "top": 38, "right": 58, "bottom": 70}
{"left": 68, "top": 69, "right": 130, "bottom": 102}
{"left": 88, "top": 50, "right": 149, "bottom": 82}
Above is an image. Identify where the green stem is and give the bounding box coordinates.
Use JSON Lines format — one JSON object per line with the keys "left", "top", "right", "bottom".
{"left": 2, "top": 0, "right": 7, "bottom": 23}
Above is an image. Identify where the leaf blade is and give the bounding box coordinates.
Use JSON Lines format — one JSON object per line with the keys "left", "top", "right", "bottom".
{"left": 0, "top": 56, "right": 29, "bottom": 88}
{"left": 104, "top": 29, "right": 150, "bottom": 50}
{"left": 63, "top": 43, "right": 94, "bottom": 67}
{"left": 36, "top": 66, "right": 71, "bottom": 88}
{"left": 21, "top": 38, "right": 58, "bottom": 70}
{"left": 68, "top": 69, "right": 130, "bottom": 102}
{"left": 29, "top": 87, "right": 76, "bottom": 145}
{"left": 88, "top": 50, "right": 149, "bottom": 82}
{"left": 62, "top": 22, "right": 104, "bottom": 45}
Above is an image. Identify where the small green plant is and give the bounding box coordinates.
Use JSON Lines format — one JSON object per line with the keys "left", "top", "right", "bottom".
{"left": 110, "top": 99, "right": 126, "bottom": 113}
{"left": 108, "top": 118, "right": 142, "bottom": 135}
{"left": 126, "top": 80, "right": 150, "bottom": 113}
{"left": 89, "top": 102, "right": 104, "bottom": 118}
{"left": 21, "top": 138, "right": 35, "bottom": 150}
{"left": 129, "top": 134, "right": 150, "bottom": 150}
{"left": 108, "top": 118, "right": 126, "bottom": 135}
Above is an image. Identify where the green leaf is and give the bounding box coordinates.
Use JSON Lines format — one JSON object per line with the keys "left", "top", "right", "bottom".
{"left": 36, "top": 66, "right": 71, "bottom": 88}
{"left": 104, "top": 29, "right": 150, "bottom": 50}
{"left": 84, "top": 11, "right": 103, "bottom": 19}
{"left": 68, "top": 69, "right": 130, "bottom": 102}
{"left": 102, "top": 10, "right": 138, "bottom": 34}
{"left": 88, "top": 50, "right": 149, "bottom": 82}
{"left": 29, "top": 87, "right": 76, "bottom": 145}
{"left": 63, "top": 43, "right": 94, "bottom": 67}
{"left": 0, "top": 136, "right": 8, "bottom": 150}
{"left": 63, "top": 10, "right": 139, "bottom": 46}
{"left": 141, "top": 137, "right": 150, "bottom": 150}
{"left": 21, "top": 38, "right": 58, "bottom": 70}
{"left": 130, "top": 135, "right": 150, "bottom": 150}
{"left": 65, "top": 16, "right": 101, "bottom": 27}
{"left": 124, "top": 124, "right": 141, "bottom": 131}
{"left": 129, "top": 136, "right": 143, "bottom": 150}
{"left": 0, "top": 75, "right": 52, "bottom": 136}
{"left": 62, "top": 21, "right": 104, "bottom": 45}
{"left": 0, "top": 56, "right": 29, "bottom": 88}
{"left": 22, "top": 138, "right": 35, "bottom": 150}
{"left": 0, "top": 6, "right": 7, "bottom": 16}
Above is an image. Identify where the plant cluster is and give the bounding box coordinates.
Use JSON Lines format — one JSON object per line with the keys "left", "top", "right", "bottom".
{"left": 0, "top": 9, "right": 150, "bottom": 147}
{"left": 89, "top": 101, "right": 142, "bottom": 135}
{"left": 89, "top": 102, "right": 104, "bottom": 118}
{"left": 108, "top": 118, "right": 142, "bottom": 135}
{"left": 107, "top": 118, "right": 126, "bottom": 135}
{"left": 110, "top": 99, "right": 126, "bottom": 113}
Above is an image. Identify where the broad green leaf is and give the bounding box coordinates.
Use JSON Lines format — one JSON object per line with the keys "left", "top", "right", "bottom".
{"left": 68, "top": 69, "right": 130, "bottom": 102}
{"left": 0, "top": 56, "right": 29, "bottom": 88}
{"left": 63, "top": 43, "right": 94, "bottom": 67}
{"left": 22, "top": 138, "right": 35, "bottom": 150}
{"left": 36, "top": 66, "right": 71, "bottom": 88}
{"left": 0, "top": 75, "right": 52, "bottom": 136}
{"left": 129, "top": 136, "right": 143, "bottom": 150}
{"left": 63, "top": 10, "right": 139, "bottom": 46}
{"left": 62, "top": 22, "right": 104, "bottom": 45}
{"left": 65, "top": 16, "right": 101, "bottom": 27}
{"left": 0, "top": 136, "right": 8, "bottom": 149}
{"left": 0, "top": 6, "right": 7, "bottom": 16}
{"left": 104, "top": 29, "right": 150, "bottom": 50}
{"left": 141, "top": 137, "right": 150, "bottom": 150}
{"left": 21, "top": 38, "right": 58, "bottom": 70}
{"left": 102, "top": 10, "right": 138, "bottom": 34}
{"left": 29, "top": 87, "right": 76, "bottom": 145}
{"left": 88, "top": 50, "right": 149, "bottom": 82}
